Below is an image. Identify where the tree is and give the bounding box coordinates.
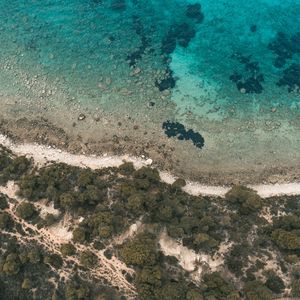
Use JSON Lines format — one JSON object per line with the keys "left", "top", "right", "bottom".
{"left": 271, "top": 229, "right": 300, "bottom": 250}
{"left": 44, "top": 254, "right": 63, "bottom": 269}
{"left": 72, "top": 227, "right": 87, "bottom": 243}
{"left": 22, "top": 278, "right": 31, "bottom": 289}
{"left": 244, "top": 281, "right": 272, "bottom": 300}
{"left": 0, "top": 212, "right": 12, "bottom": 229}
{"left": 80, "top": 251, "right": 98, "bottom": 268}
{"left": 2, "top": 253, "right": 21, "bottom": 276}
{"left": 292, "top": 279, "right": 300, "bottom": 296}
{"left": 225, "top": 186, "right": 262, "bottom": 214}
{"left": 0, "top": 194, "right": 8, "bottom": 209}
{"left": 265, "top": 272, "right": 285, "bottom": 294}
{"left": 120, "top": 233, "right": 157, "bottom": 266}
{"left": 60, "top": 243, "right": 76, "bottom": 257}
{"left": 16, "top": 202, "right": 36, "bottom": 220}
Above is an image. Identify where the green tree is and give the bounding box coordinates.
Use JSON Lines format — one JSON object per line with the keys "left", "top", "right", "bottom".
{"left": 21, "top": 278, "right": 31, "bottom": 289}
{"left": 72, "top": 227, "right": 87, "bottom": 243}
{"left": 2, "top": 253, "right": 21, "bottom": 275}
{"left": 120, "top": 233, "right": 157, "bottom": 266}
{"left": 0, "top": 194, "right": 8, "bottom": 209}
{"left": 0, "top": 212, "right": 12, "bottom": 229}
{"left": 292, "top": 278, "right": 300, "bottom": 296}
{"left": 244, "top": 281, "right": 272, "bottom": 300}
{"left": 225, "top": 186, "right": 262, "bottom": 214}
{"left": 60, "top": 243, "right": 76, "bottom": 257}
{"left": 16, "top": 202, "right": 36, "bottom": 220}
{"left": 271, "top": 229, "right": 300, "bottom": 250}
{"left": 80, "top": 251, "right": 98, "bottom": 268}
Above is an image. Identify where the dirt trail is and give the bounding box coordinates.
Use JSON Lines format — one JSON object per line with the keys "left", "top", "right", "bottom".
{"left": 0, "top": 182, "right": 136, "bottom": 298}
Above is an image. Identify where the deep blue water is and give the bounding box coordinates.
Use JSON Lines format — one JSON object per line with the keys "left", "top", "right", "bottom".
{"left": 0, "top": 0, "right": 300, "bottom": 143}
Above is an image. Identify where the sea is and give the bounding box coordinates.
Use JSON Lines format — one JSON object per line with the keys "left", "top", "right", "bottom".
{"left": 0, "top": 0, "right": 300, "bottom": 182}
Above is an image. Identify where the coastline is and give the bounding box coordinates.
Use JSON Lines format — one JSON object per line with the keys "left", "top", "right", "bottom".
{"left": 2, "top": 131, "right": 300, "bottom": 198}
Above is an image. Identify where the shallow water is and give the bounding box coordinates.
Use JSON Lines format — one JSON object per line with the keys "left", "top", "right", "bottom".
{"left": 0, "top": 0, "right": 300, "bottom": 181}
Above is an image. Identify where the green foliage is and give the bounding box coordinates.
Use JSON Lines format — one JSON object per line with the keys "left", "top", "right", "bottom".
{"left": 118, "top": 162, "right": 135, "bottom": 175}
{"left": 0, "top": 147, "right": 31, "bottom": 185}
{"left": 225, "top": 186, "right": 262, "bottom": 214}
{"left": 292, "top": 278, "right": 300, "bottom": 296}
{"left": 120, "top": 233, "right": 157, "bottom": 266}
{"left": 16, "top": 201, "right": 36, "bottom": 220}
{"left": 0, "top": 212, "right": 13, "bottom": 229}
{"left": 60, "top": 243, "right": 76, "bottom": 257}
{"left": 44, "top": 253, "right": 63, "bottom": 269}
{"left": 1, "top": 253, "right": 21, "bottom": 276}
{"left": 265, "top": 272, "right": 285, "bottom": 294}
{"left": 202, "top": 272, "right": 237, "bottom": 299}
{"left": 243, "top": 281, "right": 272, "bottom": 300}
{"left": 271, "top": 229, "right": 300, "bottom": 250}
{"left": 79, "top": 251, "right": 98, "bottom": 268}
{"left": 0, "top": 193, "right": 9, "bottom": 209}
{"left": 65, "top": 280, "right": 90, "bottom": 300}
{"left": 72, "top": 227, "right": 87, "bottom": 243}
{"left": 21, "top": 278, "right": 31, "bottom": 289}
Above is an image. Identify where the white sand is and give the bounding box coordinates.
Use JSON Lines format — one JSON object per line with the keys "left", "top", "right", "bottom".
{"left": 1, "top": 133, "right": 300, "bottom": 198}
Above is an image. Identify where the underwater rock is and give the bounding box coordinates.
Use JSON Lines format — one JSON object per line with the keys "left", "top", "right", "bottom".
{"left": 268, "top": 31, "right": 300, "bottom": 68}
{"left": 230, "top": 54, "right": 264, "bottom": 94}
{"left": 126, "top": 15, "right": 150, "bottom": 66}
{"left": 186, "top": 3, "right": 204, "bottom": 23}
{"left": 162, "top": 121, "right": 205, "bottom": 149}
{"left": 277, "top": 63, "right": 300, "bottom": 92}
{"left": 161, "top": 23, "right": 196, "bottom": 55}
{"left": 155, "top": 71, "right": 176, "bottom": 91}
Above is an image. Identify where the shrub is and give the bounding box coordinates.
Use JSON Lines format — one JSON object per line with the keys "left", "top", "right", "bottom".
{"left": 16, "top": 202, "right": 36, "bottom": 220}
{"left": 60, "top": 243, "right": 76, "bottom": 257}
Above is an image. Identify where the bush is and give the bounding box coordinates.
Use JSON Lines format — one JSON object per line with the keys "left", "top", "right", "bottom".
{"left": 119, "top": 233, "right": 157, "bottom": 266}
{"left": 80, "top": 251, "right": 98, "bottom": 268}
{"left": 16, "top": 202, "right": 36, "bottom": 220}
{"left": 0, "top": 194, "right": 9, "bottom": 209}
{"left": 225, "top": 186, "right": 262, "bottom": 214}
{"left": 0, "top": 212, "right": 13, "bottom": 229}
{"left": 72, "top": 227, "right": 87, "bottom": 243}
{"left": 60, "top": 243, "right": 76, "bottom": 257}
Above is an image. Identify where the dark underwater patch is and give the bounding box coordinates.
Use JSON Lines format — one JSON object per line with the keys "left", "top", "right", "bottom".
{"left": 268, "top": 31, "right": 300, "bottom": 68}
{"left": 126, "top": 15, "right": 151, "bottom": 67}
{"left": 230, "top": 53, "right": 264, "bottom": 94}
{"left": 186, "top": 3, "right": 204, "bottom": 23}
{"left": 277, "top": 63, "right": 300, "bottom": 92}
{"left": 162, "top": 121, "right": 205, "bottom": 149}
{"left": 161, "top": 22, "right": 196, "bottom": 55}
{"left": 155, "top": 70, "right": 176, "bottom": 91}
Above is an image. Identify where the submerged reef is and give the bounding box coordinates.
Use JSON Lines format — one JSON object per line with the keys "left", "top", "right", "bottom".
{"left": 230, "top": 53, "right": 264, "bottom": 94}
{"left": 155, "top": 69, "right": 176, "bottom": 91}
{"left": 186, "top": 3, "right": 204, "bottom": 23}
{"left": 162, "top": 121, "right": 205, "bottom": 149}
{"left": 161, "top": 22, "right": 196, "bottom": 55}
{"left": 277, "top": 63, "right": 300, "bottom": 92}
{"left": 126, "top": 15, "right": 151, "bottom": 67}
{"left": 268, "top": 31, "right": 300, "bottom": 68}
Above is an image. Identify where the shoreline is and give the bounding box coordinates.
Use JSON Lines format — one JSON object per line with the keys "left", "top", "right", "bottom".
{"left": 2, "top": 133, "right": 300, "bottom": 198}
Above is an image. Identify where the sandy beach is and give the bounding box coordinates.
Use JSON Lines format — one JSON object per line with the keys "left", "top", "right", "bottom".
{"left": 1, "top": 132, "right": 300, "bottom": 198}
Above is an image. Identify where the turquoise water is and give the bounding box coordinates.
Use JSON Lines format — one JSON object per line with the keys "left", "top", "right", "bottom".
{"left": 1, "top": 0, "right": 300, "bottom": 179}
{"left": 1, "top": 0, "right": 299, "bottom": 116}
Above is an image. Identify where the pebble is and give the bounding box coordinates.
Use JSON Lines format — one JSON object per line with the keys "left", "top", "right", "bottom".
{"left": 145, "top": 158, "right": 153, "bottom": 165}
{"left": 78, "top": 113, "right": 86, "bottom": 121}
{"left": 130, "top": 67, "right": 141, "bottom": 76}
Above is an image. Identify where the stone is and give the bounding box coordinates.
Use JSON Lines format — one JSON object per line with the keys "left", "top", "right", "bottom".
{"left": 78, "top": 114, "right": 86, "bottom": 121}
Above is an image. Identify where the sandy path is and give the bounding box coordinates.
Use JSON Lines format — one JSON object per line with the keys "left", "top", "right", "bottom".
{"left": 1, "top": 133, "right": 300, "bottom": 198}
